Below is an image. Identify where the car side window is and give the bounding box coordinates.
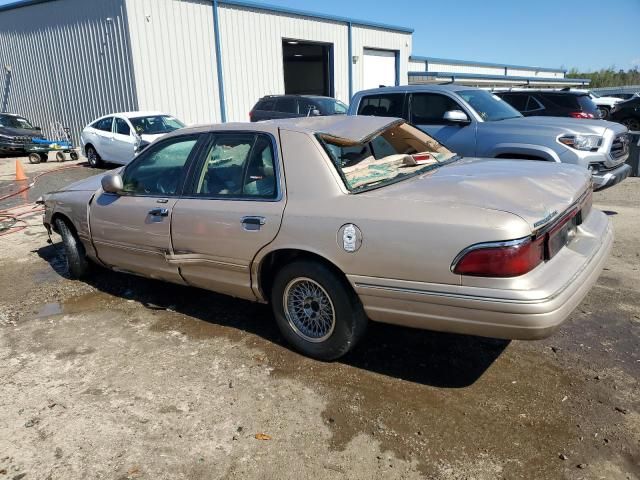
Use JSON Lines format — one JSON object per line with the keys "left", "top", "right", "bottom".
{"left": 257, "top": 99, "right": 275, "bottom": 111}
{"left": 94, "top": 117, "right": 113, "bottom": 132}
{"left": 121, "top": 135, "right": 198, "bottom": 196}
{"left": 298, "top": 99, "right": 318, "bottom": 116}
{"left": 193, "top": 133, "right": 277, "bottom": 199}
{"left": 410, "top": 93, "right": 462, "bottom": 124}
{"left": 114, "top": 118, "right": 131, "bottom": 136}
{"left": 275, "top": 97, "right": 298, "bottom": 114}
{"left": 357, "top": 94, "right": 404, "bottom": 117}
{"left": 501, "top": 94, "right": 528, "bottom": 111}
{"left": 525, "top": 96, "right": 544, "bottom": 112}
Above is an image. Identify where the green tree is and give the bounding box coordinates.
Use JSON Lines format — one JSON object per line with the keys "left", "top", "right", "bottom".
{"left": 567, "top": 67, "right": 640, "bottom": 88}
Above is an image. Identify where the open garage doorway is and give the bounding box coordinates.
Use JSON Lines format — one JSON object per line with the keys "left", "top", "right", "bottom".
{"left": 282, "top": 39, "right": 333, "bottom": 97}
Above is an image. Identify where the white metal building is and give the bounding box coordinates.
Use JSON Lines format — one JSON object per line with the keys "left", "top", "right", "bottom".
{"left": 0, "top": 0, "right": 412, "bottom": 141}
{"left": 408, "top": 56, "right": 590, "bottom": 88}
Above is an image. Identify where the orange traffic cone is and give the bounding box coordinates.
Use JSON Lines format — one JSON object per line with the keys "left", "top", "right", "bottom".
{"left": 15, "top": 160, "right": 28, "bottom": 181}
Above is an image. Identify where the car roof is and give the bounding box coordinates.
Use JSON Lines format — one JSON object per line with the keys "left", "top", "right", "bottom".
{"left": 260, "top": 94, "right": 337, "bottom": 99}
{"left": 498, "top": 90, "right": 587, "bottom": 96}
{"left": 172, "top": 116, "right": 401, "bottom": 143}
{"left": 354, "top": 84, "right": 472, "bottom": 96}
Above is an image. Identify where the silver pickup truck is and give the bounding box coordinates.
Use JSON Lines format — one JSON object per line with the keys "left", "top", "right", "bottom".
{"left": 348, "top": 85, "right": 631, "bottom": 190}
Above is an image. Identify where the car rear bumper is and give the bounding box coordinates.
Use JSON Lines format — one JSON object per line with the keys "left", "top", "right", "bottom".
{"left": 349, "top": 211, "right": 613, "bottom": 340}
{"left": 592, "top": 163, "right": 631, "bottom": 190}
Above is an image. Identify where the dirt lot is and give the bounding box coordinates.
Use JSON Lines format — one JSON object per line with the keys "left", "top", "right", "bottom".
{"left": 0, "top": 157, "right": 638, "bottom": 480}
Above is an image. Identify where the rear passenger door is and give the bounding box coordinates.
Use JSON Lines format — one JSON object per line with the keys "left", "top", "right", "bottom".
{"left": 273, "top": 97, "right": 300, "bottom": 119}
{"left": 170, "top": 131, "right": 285, "bottom": 300}
{"left": 356, "top": 93, "right": 406, "bottom": 118}
{"left": 408, "top": 92, "right": 477, "bottom": 156}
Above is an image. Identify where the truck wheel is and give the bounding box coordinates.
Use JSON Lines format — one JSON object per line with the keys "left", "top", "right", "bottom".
{"left": 28, "top": 152, "right": 41, "bottom": 164}
{"left": 598, "top": 106, "right": 610, "bottom": 119}
{"left": 39, "top": 152, "right": 49, "bottom": 162}
{"left": 70, "top": 151, "right": 79, "bottom": 161}
{"left": 271, "top": 260, "right": 368, "bottom": 361}
{"left": 86, "top": 146, "right": 103, "bottom": 168}
{"left": 56, "top": 152, "right": 66, "bottom": 162}
{"left": 54, "top": 218, "right": 90, "bottom": 279}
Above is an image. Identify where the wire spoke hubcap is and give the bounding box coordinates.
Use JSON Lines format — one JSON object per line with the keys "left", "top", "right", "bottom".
{"left": 283, "top": 277, "right": 335, "bottom": 343}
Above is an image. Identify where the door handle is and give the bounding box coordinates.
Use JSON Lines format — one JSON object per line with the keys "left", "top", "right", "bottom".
{"left": 241, "top": 216, "right": 265, "bottom": 231}
{"left": 148, "top": 208, "right": 169, "bottom": 217}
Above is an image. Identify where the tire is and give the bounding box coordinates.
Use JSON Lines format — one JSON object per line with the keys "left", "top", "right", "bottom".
{"left": 56, "top": 151, "right": 66, "bottom": 162}
{"left": 270, "top": 260, "right": 367, "bottom": 361}
{"left": 54, "top": 218, "right": 90, "bottom": 279}
{"left": 86, "top": 145, "right": 103, "bottom": 168}
{"left": 598, "top": 106, "right": 610, "bottom": 120}
{"left": 70, "top": 151, "right": 79, "bottom": 161}
{"left": 28, "top": 152, "right": 41, "bottom": 164}
{"left": 621, "top": 117, "right": 640, "bottom": 132}
{"left": 39, "top": 152, "right": 49, "bottom": 162}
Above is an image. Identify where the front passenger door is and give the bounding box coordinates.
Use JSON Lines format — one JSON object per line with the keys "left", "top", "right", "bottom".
{"left": 409, "top": 93, "right": 477, "bottom": 156}
{"left": 90, "top": 134, "right": 204, "bottom": 282}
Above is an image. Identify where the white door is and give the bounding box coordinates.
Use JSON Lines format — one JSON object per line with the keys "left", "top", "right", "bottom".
{"left": 363, "top": 49, "right": 397, "bottom": 90}
{"left": 111, "top": 117, "right": 137, "bottom": 164}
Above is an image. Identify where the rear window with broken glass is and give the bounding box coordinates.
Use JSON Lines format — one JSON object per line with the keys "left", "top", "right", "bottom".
{"left": 317, "top": 122, "right": 458, "bottom": 193}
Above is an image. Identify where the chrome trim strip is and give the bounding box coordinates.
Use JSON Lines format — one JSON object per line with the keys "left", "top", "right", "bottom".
{"left": 92, "top": 239, "right": 166, "bottom": 257}
{"left": 165, "top": 253, "right": 248, "bottom": 271}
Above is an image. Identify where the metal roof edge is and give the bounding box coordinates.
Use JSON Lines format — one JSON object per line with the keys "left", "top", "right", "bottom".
{"left": 218, "top": 0, "right": 414, "bottom": 33}
{"left": 408, "top": 71, "right": 590, "bottom": 83}
{"left": 410, "top": 56, "right": 567, "bottom": 74}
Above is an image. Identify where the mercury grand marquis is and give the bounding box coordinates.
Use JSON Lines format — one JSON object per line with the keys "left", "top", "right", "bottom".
{"left": 41, "top": 116, "right": 613, "bottom": 360}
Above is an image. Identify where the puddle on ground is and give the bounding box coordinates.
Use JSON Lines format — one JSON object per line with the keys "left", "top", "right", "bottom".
{"left": 35, "top": 302, "right": 62, "bottom": 318}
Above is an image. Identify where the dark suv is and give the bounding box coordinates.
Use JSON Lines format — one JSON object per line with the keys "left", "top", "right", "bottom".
{"left": 495, "top": 90, "right": 600, "bottom": 119}
{"left": 249, "top": 95, "right": 348, "bottom": 122}
{"left": 610, "top": 96, "right": 640, "bottom": 131}
{"left": 0, "top": 113, "right": 46, "bottom": 157}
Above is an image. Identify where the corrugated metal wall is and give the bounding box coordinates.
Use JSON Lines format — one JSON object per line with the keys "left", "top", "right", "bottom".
{"left": 351, "top": 26, "right": 411, "bottom": 92}
{"left": 428, "top": 62, "right": 505, "bottom": 76}
{"left": 507, "top": 68, "right": 564, "bottom": 78}
{"left": 217, "top": 4, "right": 349, "bottom": 122}
{"left": 124, "top": 0, "right": 221, "bottom": 125}
{"left": 409, "top": 59, "right": 425, "bottom": 72}
{"left": 0, "top": 0, "right": 137, "bottom": 144}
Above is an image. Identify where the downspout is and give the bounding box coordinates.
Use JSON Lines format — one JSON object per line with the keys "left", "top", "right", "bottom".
{"left": 212, "top": 0, "right": 227, "bottom": 122}
{"left": 347, "top": 21, "right": 353, "bottom": 101}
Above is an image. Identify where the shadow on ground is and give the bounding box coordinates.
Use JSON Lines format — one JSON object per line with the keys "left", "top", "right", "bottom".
{"left": 36, "top": 243, "right": 509, "bottom": 388}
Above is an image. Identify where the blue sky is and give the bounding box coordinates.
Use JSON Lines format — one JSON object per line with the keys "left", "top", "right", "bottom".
{"left": 1, "top": 0, "right": 638, "bottom": 71}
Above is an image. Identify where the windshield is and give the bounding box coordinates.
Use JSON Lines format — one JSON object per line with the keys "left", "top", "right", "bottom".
{"left": 129, "top": 115, "right": 185, "bottom": 135}
{"left": 315, "top": 98, "right": 348, "bottom": 115}
{"left": 0, "top": 115, "right": 35, "bottom": 129}
{"left": 458, "top": 90, "right": 522, "bottom": 121}
{"left": 318, "top": 122, "right": 458, "bottom": 192}
{"left": 589, "top": 91, "right": 600, "bottom": 98}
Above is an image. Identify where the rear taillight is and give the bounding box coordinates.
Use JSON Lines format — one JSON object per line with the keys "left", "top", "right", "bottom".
{"left": 569, "top": 112, "right": 594, "bottom": 119}
{"left": 453, "top": 202, "right": 586, "bottom": 278}
{"left": 452, "top": 237, "right": 545, "bottom": 277}
{"left": 249, "top": 111, "right": 254, "bottom": 121}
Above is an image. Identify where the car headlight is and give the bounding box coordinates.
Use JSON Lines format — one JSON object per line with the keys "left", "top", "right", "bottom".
{"left": 558, "top": 134, "right": 602, "bottom": 151}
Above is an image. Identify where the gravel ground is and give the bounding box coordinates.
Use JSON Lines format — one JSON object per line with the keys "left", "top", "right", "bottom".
{"left": 0, "top": 157, "right": 638, "bottom": 480}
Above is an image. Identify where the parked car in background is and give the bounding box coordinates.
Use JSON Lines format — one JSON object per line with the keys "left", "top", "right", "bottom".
{"left": 608, "top": 92, "right": 639, "bottom": 101}
{"left": 349, "top": 85, "right": 631, "bottom": 190}
{"left": 250, "top": 95, "right": 348, "bottom": 121}
{"left": 610, "top": 96, "right": 640, "bottom": 131}
{"left": 496, "top": 90, "right": 600, "bottom": 119}
{"left": 565, "top": 89, "right": 622, "bottom": 119}
{"left": 0, "top": 113, "right": 48, "bottom": 160}
{"left": 42, "top": 116, "right": 612, "bottom": 360}
{"left": 81, "top": 112, "right": 185, "bottom": 167}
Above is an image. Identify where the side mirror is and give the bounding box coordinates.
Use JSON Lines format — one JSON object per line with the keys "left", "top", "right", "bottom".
{"left": 311, "top": 109, "right": 321, "bottom": 116}
{"left": 101, "top": 173, "right": 123, "bottom": 194}
{"left": 443, "top": 110, "right": 470, "bottom": 124}
{"left": 34, "top": 126, "right": 42, "bottom": 130}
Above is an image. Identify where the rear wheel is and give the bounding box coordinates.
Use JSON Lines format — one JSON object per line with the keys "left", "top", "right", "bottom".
{"left": 597, "top": 106, "right": 610, "bottom": 119}
{"left": 270, "top": 260, "right": 367, "bottom": 361}
{"left": 39, "top": 152, "right": 49, "bottom": 162}
{"left": 86, "top": 145, "right": 103, "bottom": 168}
{"left": 621, "top": 117, "right": 640, "bottom": 132}
{"left": 55, "top": 218, "right": 90, "bottom": 279}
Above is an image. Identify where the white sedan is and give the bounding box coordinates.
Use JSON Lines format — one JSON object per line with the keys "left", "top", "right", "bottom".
{"left": 80, "top": 111, "right": 185, "bottom": 167}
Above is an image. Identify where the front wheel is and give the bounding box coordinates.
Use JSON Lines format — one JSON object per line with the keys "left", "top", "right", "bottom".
{"left": 271, "top": 260, "right": 367, "bottom": 361}
{"left": 55, "top": 218, "right": 90, "bottom": 279}
{"left": 28, "top": 152, "right": 41, "bottom": 164}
